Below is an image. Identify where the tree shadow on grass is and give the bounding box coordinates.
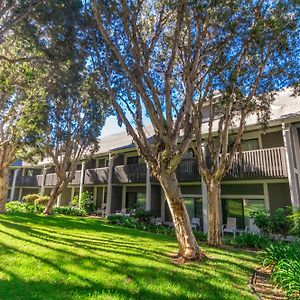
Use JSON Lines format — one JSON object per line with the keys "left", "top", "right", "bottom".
{"left": 0, "top": 213, "right": 258, "bottom": 300}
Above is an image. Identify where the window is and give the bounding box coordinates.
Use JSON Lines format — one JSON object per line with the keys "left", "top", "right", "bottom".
{"left": 137, "top": 193, "right": 146, "bottom": 209}
{"left": 126, "top": 192, "right": 146, "bottom": 209}
{"left": 241, "top": 139, "right": 259, "bottom": 151}
{"left": 243, "top": 199, "right": 266, "bottom": 228}
{"left": 184, "top": 197, "right": 202, "bottom": 219}
{"left": 127, "top": 156, "right": 139, "bottom": 165}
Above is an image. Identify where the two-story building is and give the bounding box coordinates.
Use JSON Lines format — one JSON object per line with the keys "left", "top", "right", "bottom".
{"left": 7, "top": 89, "right": 300, "bottom": 232}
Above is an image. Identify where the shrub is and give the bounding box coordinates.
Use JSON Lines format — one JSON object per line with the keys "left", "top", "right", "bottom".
{"left": 234, "top": 233, "right": 270, "bottom": 250}
{"left": 5, "top": 201, "right": 45, "bottom": 214}
{"left": 261, "top": 242, "right": 300, "bottom": 299}
{"left": 53, "top": 206, "right": 86, "bottom": 216}
{"left": 250, "top": 207, "right": 293, "bottom": 238}
{"left": 72, "top": 192, "right": 94, "bottom": 214}
{"left": 23, "top": 194, "right": 50, "bottom": 206}
{"left": 289, "top": 208, "right": 300, "bottom": 237}
{"left": 271, "top": 259, "right": 300, "bottom": 299}
{"left": 132, "top": 208, "right": 153, "bottom": 224}
{"left": 194, "top": 231, "right": 208, "bottom": 242}
{"left": 261, "top": 242, "right": 300, "bottom": 266}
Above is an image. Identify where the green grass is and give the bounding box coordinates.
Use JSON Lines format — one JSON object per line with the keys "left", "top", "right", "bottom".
{"left": 0, "top": 213, "right": 259, "bottom": 300}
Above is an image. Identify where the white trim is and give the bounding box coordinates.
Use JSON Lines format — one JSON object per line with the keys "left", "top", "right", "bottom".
{"left": 121, "top": 186, "right": 126, "bottom": 209}
{"left": 222, "top": 179, "right": 288, "bottom": 184}
{"left": 263, "top": 183, "right": 270, "bottom": 212}
{"left": 221, "top": 194, "right": 265, "bottom": 199}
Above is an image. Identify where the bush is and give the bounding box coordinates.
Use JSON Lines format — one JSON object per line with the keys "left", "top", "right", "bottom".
{"left": 5, "top": 201, "right": 45, "bottom": 214}
{"left": 53, "top": 206, "right": 86, "bottom": 216}
{"left": 71, "top": 192, "right": 94, "bottom": 214}
{"left": 231, "top": 233, "right": 270, "bottom": 250}
{"left": 250, "top": 207, "right": 293, "bottom": 238}
{"left": 261, "top": 242, "right": 300, "bottom": 299}
{"left": 289, "top": 208, "right": 300, "bottom": 237}
{"left": 132, "top": 207, "right": 153, "bottom": 224}
{"left": 271, "top": 259, "right": 300, "bottom": 298}
{"left": 23, "top": 194, "right": 50, "bottom": 206}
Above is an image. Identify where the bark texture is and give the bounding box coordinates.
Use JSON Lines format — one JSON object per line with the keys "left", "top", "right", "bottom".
{"left": 207, "top": 181, "right": 221, "bottom": 246}
{"left": 43, "top": 181, "right": 66, "bottom": 215}
{"left": 159, "top": 172, "right": 203, "bottom": 260}
{"left": 0, "top": 166, "right": 10, "bottom": 213}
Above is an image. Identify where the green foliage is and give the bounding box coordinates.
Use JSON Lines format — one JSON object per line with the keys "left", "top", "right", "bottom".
{"left": 250, "top": 207, "right": 293, "bottom": 238}
{"left": 53, "top": 206, "right": 86, "bottom": 216}
{"left": 72, "top": 191, "right": 94, "bottom": 214}
{"left": 5, "top": 201, "right": 44, "bottom": 214}
{"left": 289, "top": 208, "right": 300, "bottom": 237}
{"left": 131, "top": 207, "right": 153, "bottom": 224}
{"left": 261, "top": 242, "right": 300, "bottom": 298}
{"left": 271, "top": 260, "right": 300, "bottom": 299}
{"left": 224, "top": 233, "right": 270, "bottom": 250}
{"left": 23, "top": 194, "right": 50, "bottom": 205}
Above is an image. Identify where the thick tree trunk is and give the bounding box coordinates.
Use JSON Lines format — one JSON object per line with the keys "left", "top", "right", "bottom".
{"left": 43, "top": 181, "right": 64, "bottom": 215}
{"left": 207, "top": 181, "right": 222, "bottom": 246}
{"left": 159, "top": 172, "right": 204, "bottom": 261}
{"left": 0, "top": 166, "right": 9, "bottom": 213}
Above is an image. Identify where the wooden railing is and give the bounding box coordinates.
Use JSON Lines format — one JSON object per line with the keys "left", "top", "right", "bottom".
{"left": 225, "top": 146, "right": 288, "bottom": 179}
{"left": 113, "top": 163, "right": 147, "bottom": 183}
{"left": 176, "top": 159, "right": 200, "bottom": 182}
{"left": 15, "top": 175, "right": 39, "bottom": 187}
{"left": 85, "top": 167, "right": 109, "bottom": 184}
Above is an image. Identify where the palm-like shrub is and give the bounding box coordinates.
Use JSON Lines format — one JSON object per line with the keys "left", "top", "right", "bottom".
{"left": 272, "top": 259, "right": 300, "bottom": 299}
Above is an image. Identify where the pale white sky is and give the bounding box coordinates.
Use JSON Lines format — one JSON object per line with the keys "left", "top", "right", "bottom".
{"left": 101, "top": 115, "right": 125, "bottom": 136}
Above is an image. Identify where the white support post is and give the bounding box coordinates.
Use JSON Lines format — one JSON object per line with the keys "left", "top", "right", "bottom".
{"left": 263, "top": 183, "right": 270, "bottom": 213}
{"left": 79, "top": 162, "right": 86, "bottom": 208}
{"left": 10, "top": 169, "right": 20, "bottom": 201}
{"left": 106, "top": 153, "right": 115, "bottom": 216}
{"left": 121, "top": 186, "right": 126, "bottom": 209}
{"left": 282, "top": 123, "right": 300, "bottom": 208}
{"left": 40, "top": 166, "right": 47, "bottom": 196}
{"left": 146, "top": 167, "right": 151, "bottom": 211}
{"left": 201, "top": 143, "right": 208, "bottom": 233}
{"left": 57, "top": 194, "right": 62, "bottom": 207}
{"left": 201, "top": 177, "right": 208, "bottom": 233}
{"left": 18, "top": 188, "right": 23, "bottom": 202}
{"left": 93, "top": 186, "right": 97, "bottom": 209}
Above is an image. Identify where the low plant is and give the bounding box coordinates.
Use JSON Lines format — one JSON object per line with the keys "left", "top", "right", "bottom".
{"left": 5, "top": 201, "right": 45, "bottom": 214}
{"left": 53, "top": 206, "right": 87, "bottom": 216}
{"left": 72, "top": 192, "right": 94, "bottom": 214}
{"left": 228, "top": 233, "right": 270, "bottom": 250}
{"left": 250, "top": 207, "right": 293, "bottom": 238}
{"left": 23, "top": 194, "right": 50, "bottom": 206}
{"left": 289, "top": 208, "right": 300, "bottom": 237}
{"left": 261, "top": 242, "right": 300, "bottom": 299}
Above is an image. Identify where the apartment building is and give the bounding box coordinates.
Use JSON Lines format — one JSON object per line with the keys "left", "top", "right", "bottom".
{"left": 7, "top": 89, "right": 300, "bottom": 232}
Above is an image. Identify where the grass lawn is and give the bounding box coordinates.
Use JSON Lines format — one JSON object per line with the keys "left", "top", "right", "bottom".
{"left": 0, "top": 213, "right": 259, "bottom": 300}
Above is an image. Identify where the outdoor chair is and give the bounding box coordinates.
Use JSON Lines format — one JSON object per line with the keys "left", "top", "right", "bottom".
{"left": 191, "top": 217, "right": 201, "bottom": 230}
{"left": 222, "top": 217, "right": 237, "bottom": 238}
{"left": 245, "top": 218, "right": 260, "bottom": 234}
{"left": 163, "top": 221, "right": 174, "bottom": 228}
{"left": 97, "top": 203, "right": 106, "bottom": 218}
{"left": 152, "top": 217, "right": 163, "bottom": 226}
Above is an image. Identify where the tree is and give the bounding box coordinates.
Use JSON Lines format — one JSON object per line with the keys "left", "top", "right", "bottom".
{"left": 0, "top": 0, "right": 43, "bottom": 43}
{"left": 41, "top": 71, "right": 110, "bottom": 214}
{"left": 87, "top": 0, "right": 206, "bottom": 261}
{"left": 188, "top": 1, "right": 300, "bottom": 246}
{"left": 0, "top": 37, "right": 47, "bottom": 212}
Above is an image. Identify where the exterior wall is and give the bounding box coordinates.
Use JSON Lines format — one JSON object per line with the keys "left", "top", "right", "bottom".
{"left": 221, "top": 183, "right": 264, "bottom": 195}
{"left": 95, "top": 187, "right": 104, "bottom": 209}
{"left": 268, "top": 183, "right": 292, "bottom": 213}
{"left": 60, "top": 188, "right": 72, "bottom": 206}
{"left": 20, "top": 188, "right": 40, "bottom": 198}
{"left": 180, "top": 185, "right": 201, "bottom": 195}
{"left": 261, "top": 130, "right": 284, "bottom": 148}
{"left": 151, "top": 185, "right": 161, "bottom": 217}
{"left": 113, "top": 155, "right": 124, "bottom": 166}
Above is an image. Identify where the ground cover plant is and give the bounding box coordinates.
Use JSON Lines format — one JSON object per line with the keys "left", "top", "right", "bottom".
{"left": 0, "top": 213, "right": 259, "bottom": 299}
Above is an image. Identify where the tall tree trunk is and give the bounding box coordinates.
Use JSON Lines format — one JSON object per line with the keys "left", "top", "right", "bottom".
{"left": 0, "top": 166, "right": 10, "bottom": 213}
{"left": 159, "top": 172, "right": 204, "bottom": 261}
{"left": 207, "top": 181, "right": 222, "bottom": 246}
{"left": 43, "top": 181, "right": 64, "bottom": 215}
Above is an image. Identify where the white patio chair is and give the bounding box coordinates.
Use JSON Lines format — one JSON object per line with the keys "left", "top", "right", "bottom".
{"left": 191, "top": 217, "right": 201, "bottom": 230}
{"left": 222, "top": 217, "right": 237, "bottom": 238}
{"left": 163, "top": 221, "right": 174, "bottom": 228}
{"left": 152, "top": 217, "right": 163, "bottom": 226}
{"left": 97, "top": 203, "right": 106, "bottom": 217}
{"left": 245, "top": 218, "right": 260, "bottom": 234}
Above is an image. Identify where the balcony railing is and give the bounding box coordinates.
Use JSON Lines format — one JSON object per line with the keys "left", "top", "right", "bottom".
{"left": 113, "top": 163, "right": 147, "bottom": 183}
{"left": 225, "top": 146, "right": 288, "bottom": 179}
{"left": 176, "top": 159, "right": 200, "bottom": 182}
{"left": 85, "top": 167, "right": 109, "bottom": 184}
{"left": 15, "top": 175, "right": 39, "bottom": 187}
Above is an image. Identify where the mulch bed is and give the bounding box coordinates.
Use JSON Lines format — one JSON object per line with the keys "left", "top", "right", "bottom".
{"left": 250, "top": 266, "right": 286, "bottom": 300}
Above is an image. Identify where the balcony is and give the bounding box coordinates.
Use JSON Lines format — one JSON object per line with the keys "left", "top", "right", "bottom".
{"left": 84, "top": 167, "right": 109, "bottom": 184}
{"left": 176, "top": 159, "right": 201, "bottom": 182}
{"left": 225, "top": 147, "right": 288, "bottom": 179}
{"left": 15, "top": 175, "right": 40, "bottom": 187}
{"left": 113, "top": 164, "right": 147, "bottom": 183}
